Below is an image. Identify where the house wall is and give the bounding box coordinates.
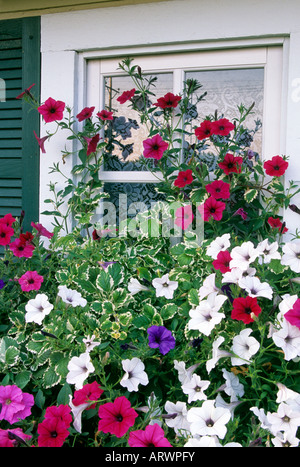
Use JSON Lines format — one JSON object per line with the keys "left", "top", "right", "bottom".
{"left": 39, "top": 0, "right": 300, "bottom": 234}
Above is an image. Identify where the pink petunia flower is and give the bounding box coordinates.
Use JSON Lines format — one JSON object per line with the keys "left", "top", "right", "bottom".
{"left": 205, "top": 180, "right": 230, "bottom": 199}
{"left": 16, "top": 83, "right": 35, "bottom": 100}
{"left": 76, "top": 106, "right": 95, "bottom": 122}
{"left": 174, "top": 169, "right": 194, "bottom": 188}
{"left": 233, "top": 207, "right": 248, "bottom": 220}
{"left": 0, "top": 223, "right": 14, "bottom": 246}
{"left": 212, "top": 250, "right": 232, "bottom": 273}
{"left": 31, "top": 221, "right": 54, "bottom": 239}
{"left": 175, "top": 205, "right": 194, "bottom": 230}
{"left": 128, "top": 423, "right": 172, "bottom": 447}
{"left": 44, "top": 405, "right": 73, "bottom": 426}
{"left": 97, "top": 109, "right": 113, "bottom": 121}
{"left": 38, "top": 97, "right": 65, "bottom": 123}
{"left": 284, "top": 299, "right": 300, "bottom": 329}
{"left": 0, "top": 213, "right": 16, "bottom": 227}
{"left": 264, "top": 155, "right": 289, "bottom": 177}
{"left": 98, "top": 396, "right": 138, "bottom": 438}
{"left": 117, "top": 88, "right": 136, "bottom": 104}
{"left": 218, "top": 153, "right": 243, "bottom": 175}
{"left": 18, "top": 271, "right": 44, "bottom": 292}
{"left": 143, "top": 134, "right": 169, "bottom": 160}
{"left": 154, "top": 92, "right": 181, "bottom": 109}
{"left": 199, "top": 197, "right": 226, "bottom": 221}
{"left": 10, "top": 238, "right": 35, "bottom": 258}
{"left": 37, "top": 417, "right": 70, "bottom": 447}
{"left": 84, "top": 133, "right": 101, "bottom": 156}
{"left": 33, "top": 130, "right": 49, "bottom": 154}
{"left": 0, "top": 385, "right": 34, "bottom": 425}
{"left": 0, "top": 428, "right": 32, "bottom": 447}
{"left": 195, "top": 120, "right": 214, "bottom": 140}
{"left": 72, "top": 381, "right": 104, "bottom": 410}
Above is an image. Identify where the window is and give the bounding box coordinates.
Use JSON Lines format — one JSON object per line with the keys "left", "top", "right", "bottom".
{"left": 85, "top": 46, "right": 283, "bottom": 218}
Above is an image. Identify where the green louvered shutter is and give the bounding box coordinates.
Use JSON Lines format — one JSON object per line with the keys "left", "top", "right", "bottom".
{"left": 0, "top": 17, "right": 40, "bottom": 231}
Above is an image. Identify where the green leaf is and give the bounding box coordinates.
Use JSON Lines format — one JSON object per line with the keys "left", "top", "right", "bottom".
{"left": 5, "top": 346, "right": 20, "bottom": 366}
{"left": 42, "top": 367, "right": 61, "bottom": 389}
{"left": 35, "top": 389, "right": 46, "bottom": 410}
{"left": 188, "top": 288, "right": 200, "bottom": 306}
{"left": 96, "top": 270, "right": 114, "bottom": 293}
{"left": 244, "top": 188, "right": 258, "bottom": 203}
{"left": 269, "top": 259, "right": 288, "bottom": 275}
{"left": 14, "top": 370, "right": 31, "bottom": 389}
{"left": 160, "top": 303, "right": 178, "bottom": 320}
{"left": 57, "top": 383, "right": 73, "bottom": 405}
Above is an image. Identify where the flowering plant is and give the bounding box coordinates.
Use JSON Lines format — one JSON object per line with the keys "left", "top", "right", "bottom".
{"left": 0, "top": 60, "right": 300, "bottom": 448}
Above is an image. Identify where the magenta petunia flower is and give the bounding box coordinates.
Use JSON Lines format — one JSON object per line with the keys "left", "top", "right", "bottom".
{"left": 38, "top": 97, "right": 65, "bottom": 123}
{"left": 16, "top": 83, "right": 35, "bottom": 100}
{"left": 10, "top": 238, "right": 35, "bottom": 258}
{"left": 154, "top": 92, "right": 181, "bottom": 109}
{"left": 84, "top": 133, "right": 101, "bottom": 156}
{"left": 0, "top": 428, "right": 32, "bottom": 447}
{"left": 199, "top": 197, "right": 226, "bottom": 222}
{"left": 98, "top": 396, "right": 138, "bottom": 438}
{"left": 18, "top": 271, "right": 44, "bottom": 292}
{"left": 218, "top": 153, "right": 243, "bottom": 175}
{"left": 31, "top": 221, "right": 54, "bottom": 239}
{"left": 174, "top": 205, "right": 194, "bottom": 230}
{"left": 147, "top": 325, "right": 176, "bottom": 355}
{"left": 128, "top": 423, "right": 173, "bottom": 447}
{"left": 0, "top": 223, "right": 14, "bottom": 246}
{"left": 231, "top": 296, "right": 262, "bottom": 324}
{"left": 211, "top": 118, "right": 235, "bottom": 136}
{"left": 97, "top": 109, "right": 113, "bottom": 121}
{"left": 0, "top": 213, "right": 16, "bottom": 227}
{"left": 0, "top": 385, "right": 34, "bottom": 425}
{"left": 174, "top": 169, "right": 194, "bottom": 188}
{"left": 233, "top": 207, "right": 248, "bottom": 220}
{"left": 72, "top": 381, "right": 104, "bottom": 410}
{"left": 205, "top": 180, "right": 230, "bottom": 199}
{"left": 44, "top": 405, "right": 73, "bottom": 426}
{"left": 195, "top": 120, "right": 214, "bottom": 140}
{"left": 212, "top": 250, "right": 232, "bottom": 273}
{"left": 117, "top": 88, "right": 136, "bottom": 104}
{"left": 37, "top": 417, "right": 70, "bottom": 447}
{"left": 33, "top": 130, "right": 49, "bottom": 154}
{"left": 76, "top": 106, "right": 95, "bottom": 122}
{"left": 143, "top": 134, "right": 169, "bottom": 160}
{"left": 264, "top": 155, "right": 289, "bottom": 177}
{"left": 284, "top": 299, "right": 300, "bottom": 329}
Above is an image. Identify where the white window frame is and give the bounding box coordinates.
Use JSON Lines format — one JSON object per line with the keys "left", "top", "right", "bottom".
{"left": 77, "top": 43, "right": 284, "bottom": 186}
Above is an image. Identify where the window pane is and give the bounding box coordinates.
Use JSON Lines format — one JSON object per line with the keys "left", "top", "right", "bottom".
{"left": 185, "top": 68, "right": 264, "bottom": 155}
{"left": 104, "top": 72, "right": 173, "bottom": 171}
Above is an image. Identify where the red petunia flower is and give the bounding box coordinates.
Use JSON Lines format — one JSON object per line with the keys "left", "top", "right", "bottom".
{"left": 284, "top": 298, "right": 300, "bottom": 329}
{"left": 267, "top": 216, "right": 288, "bottom": 233}
{"left": 195, "top": 120, "right": 214, "bottom": 140}
{"left": 38, "top": 97, "right": 65, "bottom": 123}
{"left": 174, "top": 205, "right": 194, "bottom": 230}
{"left": 76, "top": 106, "right": 95, "bottom": 122}
{"left": 72, "top": 381, "right": 104, "bottom": 410}
{"left": 98, "top": 396, "right": 138, "bottom": 438}
{"left": 212, "top": 250, "right": 232, "bottom": 273}
{"left": 18, "top": 271, "right": 44, "bottom": 292}
{"left": 231, "top": 296, "right": 262, "bottom": 324}
{"left": 218, "top": 153, "right": 243, "bottom": 175}
{"left": 0, "top": 213, "right": 16, "bottom": 227}
{"left": 97, "top": 109, "right": 114, "bottom": 121}
{"left": 143, "top": 134, "right": 169, "bottom": 160}
{"left": 128, "top": 423, "right": 172, "bottom": 447}
{"left": 211, "top": 118, "right": 235, "bottom": 136}
{"left": 33, "top": 130, "right": 49, "bottom": 154}
{"left": 174, "top": 169, "right": 194, "bottom": 188}
{"left": 263, "top": 155, "right": 288, "bottom": 177}
{"left": 199, "top": 197, "right": 226, "bottom": 222}
{"left": 205, "top": 180, "right": 230, "bottom": 199}
{"left": 37, "top": 417, "right": 70, "bottom": 448}
{"left": 84, "top": 133, "right": 101, "bottom": 156}
{"left": 10, "top": 238, "right": 35, "bottom": 258}
{"left": 117, "top": 88, "right": 136, "bottom": 104}
{"left": 0, "top": 223, "right": 14, "bottom": 246}
{"left": 154, "top": 92, "right": 181, "bottom": 109}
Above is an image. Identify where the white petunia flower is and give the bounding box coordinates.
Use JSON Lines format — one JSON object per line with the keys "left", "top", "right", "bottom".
{"left": 187, "top": 399, "right": 231, "bottom": 439}
{"left": 250, "top": 406, "right": 273, "bottom": 432}
{"left": 277, "top": 294, "right": 298, "bottom": 324}
{"left": 276, "top": 383, "right": 300, "bottom": 404}
{"left": 128, "top": 277, "right": 149, "bottom": 295}
{"left": 215, "top": 393, "right": 242, "bottom": 420}
{"left": 267, "top": 402, "right": 300, "bottom": 437}
{"left": 188, "top": 292, "right": 227, "bottom": 336}
{"left": 181, "top": 373, "right": 210, "bottom": 403}
{"left": 281, "top": 240, "right": 300, "bottom": 273}
{"left": 206, "top": 233, "right": 231, "bottom": 259}
{"left": 184, "top": 436, "right": 219, "bottom": 447}
{"left": 58, "top": 285, "right": 87, "bottom": 307}
{"left": 238, "top": 275, "right": 273, "bottom": 300}
{"left": 229, "top": 241, "right": 259, "bottom": 271}
{"left": 221, "top": 368, "right": 244, "bottom": 400}
{"left": 271, "top": 431, "right": 300, "bottom": 447}
{"left": 25, "top": 293, "right": 53, "bottom": 325}
{"left": 198, "top": 273, "right": 219, "bottom": 299}
{"left": 66, "top": 352, "right": 95, "bottom": 389}
{"left": 256, "top": 239, "right": 281, "bottom": 264}
{"left": 164, "top": 401, "right": 191, "bottom": 435}
{"left": 120, "top": 357, "right": 149, "bottom": 392}
{"left": 152, "top": 273, "right": 178, "bottom": 299}
{"left": 206, "top": 336, "right": 231, "bottom": 374}
{"left": 231, "top": 328, "right": 260, "bottom": 366}
{"left": 69, "top": 395, "right": 90, "bottom": 433}
{"left": 272, "top": 321, "right": 300, "bottom": 361}
{"left": 83, "top": 335, "right": 101, "bottom": 352}
{"left": 173, "top": 360, "right": 200, "bottom": 384}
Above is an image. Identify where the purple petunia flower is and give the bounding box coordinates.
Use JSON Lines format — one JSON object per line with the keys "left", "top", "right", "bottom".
{"left": 147, "top": 325, "right": 176, "bottom": 355}
{"left": 0, "top": 279, "right": 5, "bottom": 290}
